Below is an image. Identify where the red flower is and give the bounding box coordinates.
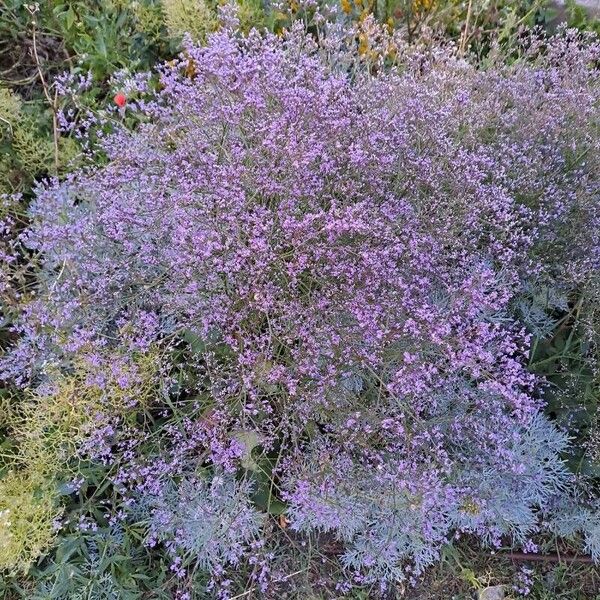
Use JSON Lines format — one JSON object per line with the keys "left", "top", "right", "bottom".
{"left": 114, "top": 92, "right": 127, "bottom": 108}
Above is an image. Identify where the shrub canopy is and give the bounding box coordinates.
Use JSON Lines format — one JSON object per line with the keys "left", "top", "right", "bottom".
{"left": 1, "top": 21, "right": 600, "bottom": 592}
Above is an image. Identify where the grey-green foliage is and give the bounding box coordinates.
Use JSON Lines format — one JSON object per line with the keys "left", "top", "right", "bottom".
{"left": 547, "top": 493, "right": 600, "bottom": 561}
{"left": 514, "top": 281, "right": 570, "bottom": 339}
{"left": 28, "top": 528, "right": 152, "bottom": 600}
{"left": 288, "top": 414, "right": 570, "bottom": 583}
{"left": 451, "top": 414, "right": 570, "bottom": 541}
{"left": 142, "top": 473, "right": 264, "bottom": 570}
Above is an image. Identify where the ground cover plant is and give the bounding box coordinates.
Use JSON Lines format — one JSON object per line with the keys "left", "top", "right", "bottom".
{"left": 2, "top": 2, "right": 600, "bottom": 599}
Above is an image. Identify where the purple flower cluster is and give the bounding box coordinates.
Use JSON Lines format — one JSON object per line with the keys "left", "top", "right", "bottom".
{"left": 2, "top": 22, "right": 599, "bottom": 587}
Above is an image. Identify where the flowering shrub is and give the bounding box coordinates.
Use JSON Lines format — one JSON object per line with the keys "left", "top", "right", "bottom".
{"left": 1, "top": 18, "right": 600, "bottom": 594}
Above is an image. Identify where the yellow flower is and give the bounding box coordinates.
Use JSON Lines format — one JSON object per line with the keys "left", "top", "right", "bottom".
{"left": 461, "top": 498, "right": 481, "bottom": 516}
{"left": 358, "top": 32, "right": 369, "bottom": 56}
{"left": 412, "top": 0, "right": 435, "bottom": 12}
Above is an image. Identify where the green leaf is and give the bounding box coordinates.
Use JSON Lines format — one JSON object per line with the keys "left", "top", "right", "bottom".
{"left": 182, "top": 329, "right": 206, "bottom": 354}
{"left": 65, "top": 6, "right": 76, "bottom": 30}
{"left": 232, "top": 429, "right": 261, "bottom": 471}
{"left": 95, "top": 33, "right": 108, "bottom": 58}
{"left": 248, "top": 457, "right": 287, "bottom": 515}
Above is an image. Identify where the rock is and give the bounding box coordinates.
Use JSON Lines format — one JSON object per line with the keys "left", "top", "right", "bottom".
{"left": 477, "top": 586, "right": 506, "bottom": 600}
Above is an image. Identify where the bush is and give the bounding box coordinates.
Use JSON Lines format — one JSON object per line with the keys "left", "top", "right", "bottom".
{"left": 1, "top": 17, "right": 599, "bottom": 596}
